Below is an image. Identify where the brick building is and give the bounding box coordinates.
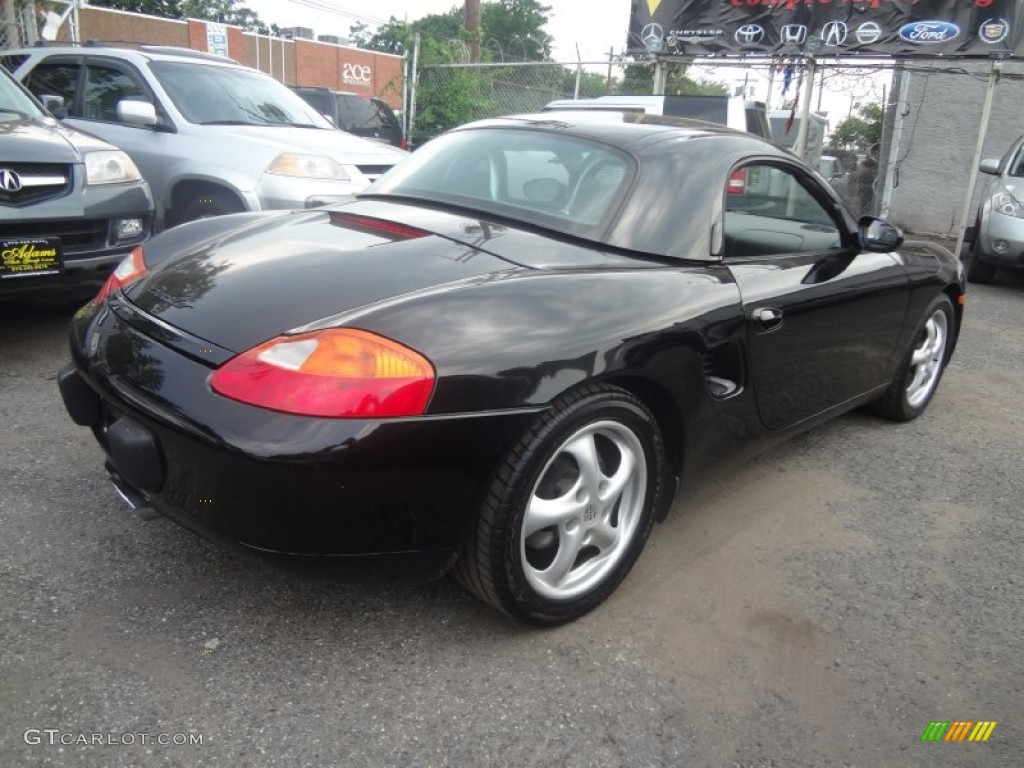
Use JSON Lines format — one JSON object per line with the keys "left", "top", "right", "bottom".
{"left": 69, "top": 5, "right": 404, "bottom": 109}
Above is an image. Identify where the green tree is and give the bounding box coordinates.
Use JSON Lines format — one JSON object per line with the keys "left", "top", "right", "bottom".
{"left": 617, "top": 59, "right": 727, "bottom": 96}
{"left": 828, "top": 103, "right": 883, "bottom": 152}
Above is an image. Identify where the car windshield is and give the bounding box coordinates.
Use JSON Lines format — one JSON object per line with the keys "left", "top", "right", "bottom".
{"left": 151, "top": 61, "right": 331, "bottom": 128}
{"left": 367, "top": 128, "right": 634, "bottom": 237}
{"left": 0, "top": 68, "right": 45, "bottom": 120}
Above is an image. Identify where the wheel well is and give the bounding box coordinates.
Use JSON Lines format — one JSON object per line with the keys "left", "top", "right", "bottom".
{"left": 169, "top": 181, "right": 244, "bottom": 222}
{"left": 601, "top": 374, "right": 683, "bottom": 520}
{"left": 943, "top": 284, "right": 965, "bottom": 357}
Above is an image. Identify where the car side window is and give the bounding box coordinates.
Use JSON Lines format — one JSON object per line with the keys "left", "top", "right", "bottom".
{"left": 722, "top": 164, "right": 841, "bottom": 258}
{"left": 83, "top": 63, "right": 148, "bottom": 123}
{"left": 24, "top": 61, "right": 81, "bottom": 112}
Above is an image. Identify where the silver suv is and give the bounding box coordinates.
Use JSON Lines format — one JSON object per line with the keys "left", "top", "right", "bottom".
{"left": 0, "top": 64, "right": 152, "bottom": 300}
{"left": 8, "top": 46, "right": 406, "bottom": 229}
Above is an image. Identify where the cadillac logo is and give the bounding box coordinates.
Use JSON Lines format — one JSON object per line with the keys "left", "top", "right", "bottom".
{"left": 735, "top": 24, "right": 765, "bottom": 45}
{"left": 0, "top": 169, "right": 23, "bottom": 193}
{"left": 979, "top": 18, "right": 1010, "bottom": 45}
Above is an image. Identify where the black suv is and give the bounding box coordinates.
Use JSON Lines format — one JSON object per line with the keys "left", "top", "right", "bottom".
{"left": 0, "top": 66, "right": 153, "bottom": 300}
{"left": 292, "top": 87, "right": 405, "bottom": 149}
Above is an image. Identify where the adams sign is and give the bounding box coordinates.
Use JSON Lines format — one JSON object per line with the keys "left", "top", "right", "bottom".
{"left": 628, "top": 0, "right": 1024, "bottom": 57}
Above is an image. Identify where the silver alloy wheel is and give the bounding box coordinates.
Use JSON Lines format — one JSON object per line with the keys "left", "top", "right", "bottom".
{"left": 520, "top": 420, "right": 647, "bottom": 601}
{"left": 906, "top": 308, "right": 948, "bottom": 408}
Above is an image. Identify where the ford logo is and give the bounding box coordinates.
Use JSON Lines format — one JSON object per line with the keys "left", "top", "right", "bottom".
{"left": 899, "top": 21, "right": 960, "bottom": 44}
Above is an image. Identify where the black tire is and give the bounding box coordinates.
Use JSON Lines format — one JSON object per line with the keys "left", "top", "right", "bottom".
{"left": 871, "top": 294, "right": 955, "bottom": 422}
{"left": 173, "top": 190, "right": 243, "bottom": 226}
{"left": 454, "top": 383, "right": 665, "bottom": 625}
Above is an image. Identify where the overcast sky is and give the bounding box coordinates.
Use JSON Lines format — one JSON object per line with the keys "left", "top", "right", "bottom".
{"left": 243, "top": 0, "right": 631, "bottom": 63}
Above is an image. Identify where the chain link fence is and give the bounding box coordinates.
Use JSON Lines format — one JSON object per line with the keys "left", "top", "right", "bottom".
{"left": 414, "top": 57, "right": 896, "bottom": 222}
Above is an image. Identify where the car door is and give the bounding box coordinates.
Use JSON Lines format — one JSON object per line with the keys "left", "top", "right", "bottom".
{"left": 722, "top": 162, "right": 908, "bottom": 430}
{"left": 23, "top": 55, "right": 170, "bottom": 203}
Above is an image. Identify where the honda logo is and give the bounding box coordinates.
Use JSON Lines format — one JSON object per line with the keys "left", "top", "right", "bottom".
{"left": 822, "top": 21, "right": 848, "bottom": 46}
{"left": 0, "top": 169, "right": 22, "bottom": 193}
{"left": 781, "top": 25, "right": 807, "bottom": 45}
{"left": 735, "top": 24, "right": 765, "bottom": 45}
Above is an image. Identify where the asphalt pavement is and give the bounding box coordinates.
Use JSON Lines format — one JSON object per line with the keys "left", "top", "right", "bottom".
{"left": 1, "top": 272, "right": 1021, "bottom": 767}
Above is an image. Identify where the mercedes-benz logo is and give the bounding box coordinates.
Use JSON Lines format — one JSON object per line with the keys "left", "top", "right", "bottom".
{"left": 641, "top": 23, "right": 665, "bottom": 53}
{"left": 0, "top": 169, "right": 23, "bottom": 193}
{"left": 822, "top": 21, "right": 849, "bottom": 46}
{"left": 735, "top": 24, "right": 765, "bottom": 45}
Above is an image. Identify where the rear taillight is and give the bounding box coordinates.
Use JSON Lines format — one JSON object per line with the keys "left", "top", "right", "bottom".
{"left": 210, "top": 328, "right": 435, "bottom": 418}
{"left": 727, "top": 169, "right": 747, "bottom": 194}
{"left": 94, "top": 245, "right": 147, "bottom": 304}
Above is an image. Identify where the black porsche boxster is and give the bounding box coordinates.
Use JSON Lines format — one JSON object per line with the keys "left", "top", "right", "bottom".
{"left": 58, "top": 113, "right": 964, "bottom": 624}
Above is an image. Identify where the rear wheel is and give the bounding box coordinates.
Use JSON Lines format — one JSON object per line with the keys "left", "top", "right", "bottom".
{"left": 455, "top": 384, "right": 665, "bottom": 625}
{"left": 871, "top": 294, "right": 955, "bottom": 422}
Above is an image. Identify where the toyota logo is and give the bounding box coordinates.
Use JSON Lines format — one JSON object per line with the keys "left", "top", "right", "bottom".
{"left": 822, "top": 21, "right": 849, "bottom": 46}
{"left": 735, "top": 24, "right": 765, "bottom": 45}
{"left": 641, "top": 23, "right": 665, "bottom": 53}
{"left": 0, "top": 169, "right": 22, "bottom": 192}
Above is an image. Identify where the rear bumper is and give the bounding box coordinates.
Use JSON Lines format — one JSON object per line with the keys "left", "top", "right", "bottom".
{"left": 58, "top": 306, "right": 541, "bottom": 559}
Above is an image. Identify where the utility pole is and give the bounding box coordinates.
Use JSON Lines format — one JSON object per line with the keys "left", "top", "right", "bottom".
{"left": 606, "top": 47, "right": 614, "bottom": 94}
{"left": 464, "top": 0, "right": 481, "bottom": 63}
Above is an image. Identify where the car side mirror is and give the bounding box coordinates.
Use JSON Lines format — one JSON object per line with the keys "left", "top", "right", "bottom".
{"left": 858, "top": 216, "right": 904, "bottom": 252}
{"left": 117, "top": 99, "right": 158, "bottom": 127}
{"left": 978, "top": 158, "right": 1000, "bottom": 175}
{"left": 39, "top": 94, "right": 67, "bottom": 119}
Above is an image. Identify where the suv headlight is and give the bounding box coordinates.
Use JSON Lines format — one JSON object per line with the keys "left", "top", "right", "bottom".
{"left": 991, "top": 190, "right": 1024, "bottom": 218}
{"left": 267, "top": 153, "right": 350, "bottom": 181}
{"left": 85, "top": 151, "right": 142, "bottom": 185}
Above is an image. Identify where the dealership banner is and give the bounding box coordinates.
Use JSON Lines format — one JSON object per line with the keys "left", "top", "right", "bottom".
{"left": 628, "top": 0, "right": 1024, "bottom": 58}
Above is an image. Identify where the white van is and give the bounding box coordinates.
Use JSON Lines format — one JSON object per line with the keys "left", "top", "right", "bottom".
{"left": 543, "top": 95, "right": 772, "bottom": 139}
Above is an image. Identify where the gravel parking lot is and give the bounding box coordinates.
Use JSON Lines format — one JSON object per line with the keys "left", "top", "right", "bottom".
{"left": 1, "top": 271, "right": 1021, "bottom": 767}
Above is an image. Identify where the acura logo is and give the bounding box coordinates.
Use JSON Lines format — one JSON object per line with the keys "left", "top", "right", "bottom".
{"left": 641, "top": 22, "right": 665, "bottom": 52}
{"left": 735, "top": 24, "right": 765, "bottom": 45}
{"left": 822, "top": 21, "right": 848, "bottom": 46}
{"left": 0, "top": 169, "right": 22, "bottom": 192}
{"left": 781, "top": 25, "right": 807, "bottom": 45}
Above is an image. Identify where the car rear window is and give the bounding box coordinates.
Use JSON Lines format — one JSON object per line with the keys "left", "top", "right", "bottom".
{"left": 368, "top": 127, "right": 635, "bottom": 238}
{"left": 336, "top": 95, "right": 397, "bottom": 132}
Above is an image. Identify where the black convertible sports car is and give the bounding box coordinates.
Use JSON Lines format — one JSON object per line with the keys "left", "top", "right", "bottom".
{"left": 58, "top": 113, "right": 964, "bottom": 624}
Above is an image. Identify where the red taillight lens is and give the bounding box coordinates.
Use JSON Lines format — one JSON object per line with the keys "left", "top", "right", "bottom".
{"left": 210, "top": 328, "right": 435, "bottom": 418}
{"left": 95, "top": 245, "right": 147, "bottom": 304}
{"left": 727, "top": 169, "right": 747, "bottom": 194}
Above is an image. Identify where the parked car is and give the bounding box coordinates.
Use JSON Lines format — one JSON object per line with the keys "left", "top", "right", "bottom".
{"left": 58, "top": 113, "right": 963, "bottom": 624}
{"left": 969, "top": 136, "right": 1024, "bottom": 283}
{"left": 0, "top": 64, "right": 152, "bottom": 300}
{"left": 292, "top": 86, "right": 405, "bottom": 149}
{"left": 7, "top": 45, "right": 406, "bottom": 230}
{"left": 543, "top": 95, "right": 772, "bottom": 139}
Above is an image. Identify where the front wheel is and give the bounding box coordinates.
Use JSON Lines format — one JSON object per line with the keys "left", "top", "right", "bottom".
{"left": 455, "top": 384, "right": 665, "bottom": 625}
{"left": 871, "top": 294, "right": 955, "bottom": 422}
{"left": 172, "top": 190, "right": 243, "bottom": 227}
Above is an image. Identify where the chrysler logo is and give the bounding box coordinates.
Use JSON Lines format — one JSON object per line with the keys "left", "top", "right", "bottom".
{"left": 735, "top": 24, "right": 765, "bottom": 45}
{"left": 781, "top": 25, "right": 807, "bottom": 45}
{"left": 899, "top": 21, "right": 960, "bottom": 44}
{"left": 0, "top": 169, "right": 23, "bottom": 192}
{"left": 822, "top": 21, "right": 848, "bottom": 46}
{"left": 641, "top": 22, "right": 665, "bottom": 52}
